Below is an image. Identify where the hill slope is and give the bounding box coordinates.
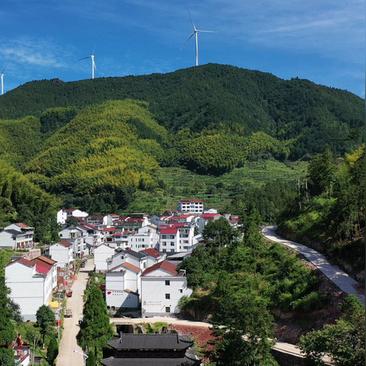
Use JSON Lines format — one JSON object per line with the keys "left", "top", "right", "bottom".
{"left": 0, "top": 64, "right": 364, "bottom": 158}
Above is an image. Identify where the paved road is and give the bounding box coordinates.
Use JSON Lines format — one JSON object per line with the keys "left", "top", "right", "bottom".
{"left": 262, "top": 226, "right": 365, "bottom": 304}
{"left": 56, "top": 259, "right": 94, "bottom": 366}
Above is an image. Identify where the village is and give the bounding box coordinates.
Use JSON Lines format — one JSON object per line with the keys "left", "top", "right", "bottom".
{"left": 2, "top": 199, "right": 240, "bottom": 365}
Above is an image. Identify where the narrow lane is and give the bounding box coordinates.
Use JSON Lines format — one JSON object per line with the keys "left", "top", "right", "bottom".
{"left": 262, "top": 226, "right": 365, "bottom": 303}
{"left": 56, "top": 258, "right": 94, "bottom": 366}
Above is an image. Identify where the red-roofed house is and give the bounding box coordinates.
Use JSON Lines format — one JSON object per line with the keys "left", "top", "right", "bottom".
{"left": 159, "top": 226, "right": 180, "bottom": 253}
{"left": 141, "top": 260, "right": 192, "bottom": 317}
{"left": 5, "top": 256, "right": 57, "bottom": 320}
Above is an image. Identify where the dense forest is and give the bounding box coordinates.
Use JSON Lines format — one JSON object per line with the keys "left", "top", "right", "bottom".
{"left": 0, "top": 64, "right": 364, "bottom": 158}
{"left": 0, "top": 64, "right": 364, "bottom": 243}
{"left": 279, "top": 147, "right": 366, "bottom": 280}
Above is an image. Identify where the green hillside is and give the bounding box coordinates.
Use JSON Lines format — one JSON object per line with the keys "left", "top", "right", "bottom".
{"left": 0, "top": 64, "right": 363, "bottom": 159}
{"left": 25, "top": 100, "right": 167, "bottom": 212}
{"left": 0, "top": 63, "right": 363, "bottom": 231}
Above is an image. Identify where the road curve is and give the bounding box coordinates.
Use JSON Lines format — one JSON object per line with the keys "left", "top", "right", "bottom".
{"left": 262, "top": 226, "right": 365, "bottom": 304}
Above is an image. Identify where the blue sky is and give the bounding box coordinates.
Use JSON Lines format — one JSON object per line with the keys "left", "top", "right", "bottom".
{"left": 0, "top": 0, "right": 364, "bottom": 95}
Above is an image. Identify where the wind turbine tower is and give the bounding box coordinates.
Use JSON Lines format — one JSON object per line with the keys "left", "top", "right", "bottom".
{"left": 91, "top": 53, "right": 96, "bottom": 79}
{"left": 186, "top": 12, "right": 214, "bottom": 66}
{"left": 0, "top": 69, "right": 5, "bottom": 95}
{"left": 80, "top": 53, "right": 96, "bottom": 79}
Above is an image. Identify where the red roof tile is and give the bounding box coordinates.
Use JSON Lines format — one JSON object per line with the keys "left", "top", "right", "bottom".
{"left": 141, "top": 248, "right": 160, "bottom": 258}
{"left": 160, "top": 227, "right": 178, "bottom": 235}
{"left": 120, "top": 262, "right": 140, "bottom": 274}
{"left": 58, "top": 239, "right": 73, "bottom": 248}
{"left": 142, "top": 261, "right": 178, "bottom": 276}
{"left": 15, "top": 223, "right": 32, "bottom": 229}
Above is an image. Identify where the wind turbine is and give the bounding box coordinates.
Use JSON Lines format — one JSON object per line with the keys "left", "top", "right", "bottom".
{"left": 79, "top": 53, "right": 96, "bottom": 79}
{"left": 0, "top": 68, "right": 5, "bottom": 95}
{"left": 186, "top": 11, "right": 214, "bottom": 66}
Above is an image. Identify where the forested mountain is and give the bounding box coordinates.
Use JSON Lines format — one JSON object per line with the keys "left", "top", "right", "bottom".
{"left": 0, "top": 64, "right": 364, "bottom": 158}
{"left": 0, "top": 63, "right": 364, "bottom": 242}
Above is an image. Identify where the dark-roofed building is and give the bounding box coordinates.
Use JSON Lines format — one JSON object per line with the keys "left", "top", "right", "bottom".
{"left": 102, "top": 334, "right": 200, "bottom": 366}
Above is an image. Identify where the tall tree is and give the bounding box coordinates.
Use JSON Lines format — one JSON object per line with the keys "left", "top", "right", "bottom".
{"left": 308, "top": 148, "right": 335, "bottom": 196}
{"left": 36, "top": 305, "right": 55, "bottom": 345}
{"left": 77, "top": 283, "right": 113, "bottom": 362}
{"left": 300, "top": 296, "right": 365, "bottom": 366}
{"left": 47, "top": 337, "right": 59, "bottom": 366}
{"left": 0, "top": 272, "right": 15, "bottom": 365}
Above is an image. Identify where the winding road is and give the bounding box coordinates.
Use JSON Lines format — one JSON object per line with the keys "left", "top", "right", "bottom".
{"left": 262, "top": 226, "right": 365, "bottom": 304}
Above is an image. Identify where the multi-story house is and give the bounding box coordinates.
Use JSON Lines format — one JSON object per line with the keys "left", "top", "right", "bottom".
{"left": 127, "top": 224, "right": 159, "bottom": 251}
{"left": 159, "top": 226, "right": 180, "bottom": 253}
{"left": 49, "top": 240, "right": 74, "bottom": 268}
{"left": 94, "top": 244, "right": 115, "bottom": 272}
{"left": 178, "top": 199, "right": 204, "bottom": 214}
{"left": 141, "top": 261, "right": 192, "bottom": 317}
{"left": 58, "top": 226, "right": 88, "bottom": 256}
{"left": 5, "top": 256, "right": 57, "bottom": 321}
{"left": 0, "top": 223, "right": 34, "bottom": 249}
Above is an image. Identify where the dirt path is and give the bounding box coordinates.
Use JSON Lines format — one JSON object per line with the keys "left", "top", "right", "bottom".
{"left": 56, "top": 259, "right": 94, "bottom": 366}
{"left": 262, "top": 226, "right": 365, "bottom": 304}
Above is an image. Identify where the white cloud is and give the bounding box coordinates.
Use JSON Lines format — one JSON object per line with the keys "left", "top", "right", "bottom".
{"left": 0, "top": 37, "right": 69, "bottom": 68}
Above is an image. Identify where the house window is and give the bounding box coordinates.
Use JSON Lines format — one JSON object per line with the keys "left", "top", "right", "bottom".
{"left": 165, "top": 307, "right": 171, "bottom": 313}
{"left": 165, "top": 280, "right": 170, "bottom": 286}
{"left": 180, "top": 289, "right": 183, "bottom": 293}
{"left": 165, "top": 293, "right": 170, "bottom": 299}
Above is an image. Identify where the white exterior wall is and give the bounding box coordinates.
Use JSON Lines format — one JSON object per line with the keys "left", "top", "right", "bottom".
{"left": 178, "top": 201, "right": 204, "bottom": 213}
{"left": 94, "top": 245, "right": 115, "bottom": 271}
{"left": 106, "top": 271, "right": 140, "bottom": 309}
{"left": 0, "top": 231, "right": 16, "bottom": 248}
{"left": 178, "top": 226, "right": 196, "bottom": 252}
{"left": 49, "top": 244, "right": 73, "bottom": 268}
{"left": 5, "top": 263, "right": 51, "bottom": 321}
{"left": 141, "top": 274, "right": 191, "bottom": 317}
{"left": 160, "top": 232, "right": 180, "bottom": 253}
{"left": 57, "top": 209, "right": 68, "bottom": 224}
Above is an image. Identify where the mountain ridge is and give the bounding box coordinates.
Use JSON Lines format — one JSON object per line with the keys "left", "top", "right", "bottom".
{"left": 0, "top": 63, "right": 363, "bottom": 160}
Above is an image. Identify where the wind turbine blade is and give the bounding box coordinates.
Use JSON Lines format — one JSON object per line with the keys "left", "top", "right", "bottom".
{"left": 197, "top": 29, "right": 215, "bottom": 33}
{"left": 78, "top": 56, "right": 89, "bottom": 61}
{"left": 185, "top": 32, "right": 195, "bottom": 42}
{"left": 187, "top": 8, "right": 194, "bottom": 27}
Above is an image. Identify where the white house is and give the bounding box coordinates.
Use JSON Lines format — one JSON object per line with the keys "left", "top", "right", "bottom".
{"left": 49, "top": 241, "right": 74, "bottom": 268}
{"left": 128, "top": 224, "right": 159, "bottom": 251}
{"left": 56, "top": 208, "right": 89, "bottom": 224}
{"left": 178, "top": 199, "right": 204, "bottom": 214}
{"left": 105, "top": 261, "right": 141, "bottom": 309}
{"left": 58, "top": 226, "right": 88, "bottom": 256}
{"left": 141, "top": 261, "right": 192, "bottom": 317}
{"left": 159, "top": 226, "right": 180, "bottom": 253}
{"left": 0, "top": 223, "right": 34, "bottom": 249}
{"left": 177, "top": 224, "right": 197, "bottom": 252}
{"left": 94, "top": 244, "right": 115, "bottom": 272}
{"left": 5, "top": 256, "right": 57, "bottom": 321}
{"left": 107, "top": 249, "right": 149, "bottom": 272}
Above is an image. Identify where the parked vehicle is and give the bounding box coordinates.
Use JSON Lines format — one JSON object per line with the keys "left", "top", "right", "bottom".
{"left": 64, "top": 309, "right": 72, "bottom": 318}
